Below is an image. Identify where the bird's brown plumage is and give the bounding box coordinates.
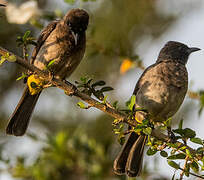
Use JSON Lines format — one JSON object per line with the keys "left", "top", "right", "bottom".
{"left": 113, "top": 41, "right": 200, "bottom": 177}
{"left": 6, "top": 9, "right": 89, "bottom": 136}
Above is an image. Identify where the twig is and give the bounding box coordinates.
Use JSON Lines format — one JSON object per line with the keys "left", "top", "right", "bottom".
{"left": 23, "top": 45, "right": 28, "bottom": 62}
{"left": 180, "top": 156, "right": 189, "bottom": 180}
{"left": 0, "top": 46, "right": 202, "bottom": 161}
{"left": 178, "top": 167, "right": 204, "bottom": 179}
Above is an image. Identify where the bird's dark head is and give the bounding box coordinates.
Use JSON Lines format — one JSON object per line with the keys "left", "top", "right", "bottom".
{"left": 157, "top": 41, "right": 201, "bottom": 65}
{"left": 64, "top": 8, "right": 89, "bottom": 33}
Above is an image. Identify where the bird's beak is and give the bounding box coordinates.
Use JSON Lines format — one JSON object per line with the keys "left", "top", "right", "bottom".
{"left": 188, "top": 47, "right": 201, "bottom": 54}
{"left": 0, "top": 4, "right": 6, "bottom": 7}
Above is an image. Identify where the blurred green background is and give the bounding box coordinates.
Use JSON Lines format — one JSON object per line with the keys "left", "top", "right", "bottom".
{"left": 0, "top": 0, "right": 203, "bottom": 179}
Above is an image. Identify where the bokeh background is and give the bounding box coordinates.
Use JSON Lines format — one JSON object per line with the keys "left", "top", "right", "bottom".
{"left": 0, "top": 0, "right": 204, "bottom": 179}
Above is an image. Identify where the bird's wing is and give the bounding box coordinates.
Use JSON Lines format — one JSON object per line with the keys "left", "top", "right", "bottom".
{"left": 131, "top": 63, "right": 158, "bottom": 125}
{"left": 133, "top": 63, "right": 157, "bottom": 96}
{"left": 30, "top": 20, "right": 59, "bottom": 64}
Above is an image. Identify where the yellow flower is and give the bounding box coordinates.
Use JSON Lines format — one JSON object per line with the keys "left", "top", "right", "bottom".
{"left": 120, "top": 59, "right": 134, "bottom": 74}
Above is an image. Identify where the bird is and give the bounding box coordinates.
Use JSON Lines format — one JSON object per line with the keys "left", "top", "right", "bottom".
{"left": 6, "top": 8, "right": 89, "bottom": 136}
{"left": 113, "top": 41, "right": 201, "bottom": 177}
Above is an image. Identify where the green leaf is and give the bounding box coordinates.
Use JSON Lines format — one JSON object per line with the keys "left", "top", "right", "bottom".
{"left": 165, "top": 117, "right": 172, "bottom": 127}
{"left": 100, "top": 86, "right": 114, "bottom": 92}
{"left": 0, "top": 58, "right": 6, "bottom": 66}
{"left": 8, "top": 54, "right": 16, "bottom": 62}
{"left": 186, "top": 149, "right": 193, "bottom": 158}
{"left": 173, "top": 128, "right": 196, "bottom": 138}
{"left": 142, "top": 119, "right": 149, "bottom": 126}
{"left": 190, "top": 161, "right": 199, "bottom": 173}
{"left": 112, "top": 101, "right": 118, "bottom": 109}
{"left": 128, "top": 95, "right": 136, "bottom": 111}
{"left": 178, "top": 119, "right": 183, "bottom": 129}
{"left": 183, "top": 128, "right": 196, "bottom": 138}
{"left": 179, "top": 146, "right": 187, "bottom": 151}
{"left": 0, "top": 54, "right": 16, "bottom": 65}
{"left": 23, "top": 30, "right": 31, "bottom": 41}
{"left": 160, "top": 151, "right": 168, "bottom": 157}
{"left": 91, "top": 80, "right": 106, "bottom": 87}
{"left": 143, "top": 127, "right": 152, "bottom": 135}
{"left": 184, "top": 163, "right": 190, "bottom": 177}
{"left": 173, "top": 129, "right": 184, "bottom": 136}
{"left": 112, "top": 119, "right": 120, "bottom": 126}
{"left": 47, "top": 59, "right": 56, "bottom": 68}
{"left": 113, "top": 128, "right": 120, "bottom": 134}
{"left": 77, "top": 102, "right": 87, "bottom": 109}
{"left": 190, "top": 137, "right": 203, "bottom": 145}
{"left": 102, "top": 95, "right": 108, "bottom": 104}
{"left": 93, "top": 90, "right": 104, "bottom": 100}
{"left": 80, "top": 76, "right": 88, "bottom": 84}
{"left": 167, "top": 153, "right": 186, "bottom": 160}
{"left": 146, "top": 148, "right": 157, "bottom": 156}
{"left": 16, "top": 73, "right": 27, "bottom": 81}
{"left": 196, "top": 147, "right": 204, "bottom": 154}
{"left": 167, "top": 160, "right": 180, "bottom": 170}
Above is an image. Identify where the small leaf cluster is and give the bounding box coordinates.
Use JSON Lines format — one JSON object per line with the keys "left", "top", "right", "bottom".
{"left": 126, "top": 95, "right": 136, "bottom": 112}
{"left": 111, "top": 93, "right": 204, "bottom": 178}
{"left": 134, "top": 119, "right": 153, "bottom": 135}
{"left": 113, "top": 95, "right": 152, "bottom": 145}
{"left": 44, "top": 59, "right": 57, "bottom": 70}
{"left": 16, "top": 72, "right": 27, "bottom": 81}
{"left": 118, "top": 95, "right": 137, "bottom": 118}
{"left": 146, "top": 119, "right": 204, "bottom": 179}
{"left": 75, "top": 76, "right": 113, "bottom": 101}
{"left": 16, "top": 31, "right": 37, "bottom": 47}
{"left": 0, "top": 52, "right": 16, "bottom": 66}
{"left": 113, "top": 123, "right": 125, "bottom": 145}
{"left": 112, "top": 96, "right": 137, "bottom": 144}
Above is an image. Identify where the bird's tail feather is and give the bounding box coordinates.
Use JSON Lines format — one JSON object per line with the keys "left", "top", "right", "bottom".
{"left": 125, "top": 135, "right": 147, "bottom": 177}
{"left": 113, "top": 132, "right": 146, "bottom": 177}
{"left": 113, "top": 132, "right": 139, "bottom": 174}
{"left": 6, "top": 87, "right": 41, "bottom": 136}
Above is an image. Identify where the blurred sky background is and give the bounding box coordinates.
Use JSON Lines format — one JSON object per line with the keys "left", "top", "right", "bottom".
{"left": 0, "top": 0, "right": 204, "bottom": 179}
